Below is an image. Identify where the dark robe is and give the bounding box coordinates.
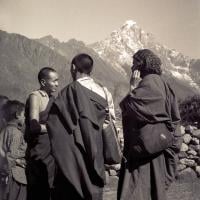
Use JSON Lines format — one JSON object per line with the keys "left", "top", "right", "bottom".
{"left": 25, "top": 96, "right": 55, "bottom": 200}
{"left": 117, "top": 74, "right": 181, "bottom": 200}
{"left": 47, "top": 81, "right": 108, "bottom": 200}
{"left": 7, "top": 177, "right": 27, "bottom": 200}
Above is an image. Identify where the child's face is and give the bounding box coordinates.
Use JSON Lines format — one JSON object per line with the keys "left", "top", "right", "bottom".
{"left": 42, "top": 71, "right": 59, "bottom": 95}
{"left": 17, "top": 110, "right": 25, "bottom": 125}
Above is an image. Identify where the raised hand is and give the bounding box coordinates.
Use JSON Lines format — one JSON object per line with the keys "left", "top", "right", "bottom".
{"left": 130, "top": 70, "right": 141, "bottom": 91}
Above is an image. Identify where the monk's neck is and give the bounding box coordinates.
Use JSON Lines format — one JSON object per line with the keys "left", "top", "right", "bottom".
{"left": 75, "top": 73, "right": 90, "bottom": 80}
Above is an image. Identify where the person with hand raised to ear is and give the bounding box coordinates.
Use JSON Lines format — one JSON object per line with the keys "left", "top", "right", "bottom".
{"left": 118, "top": 49, "right": 181, "bottom": 200}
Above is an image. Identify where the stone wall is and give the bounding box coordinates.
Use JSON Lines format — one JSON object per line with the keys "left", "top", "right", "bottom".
{"left": 178, "top": 125, "right": 200, "bottom": 178}
{"left": 107, "top": 125, "right": 200, "bottom": 180}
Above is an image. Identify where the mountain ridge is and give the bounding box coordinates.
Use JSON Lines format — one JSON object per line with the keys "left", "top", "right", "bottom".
{"left": 37, "top": 20, "right": 199, "bottom": 97}
{"left": 89, "top": 20, "right": 200, "bottom": 100}
{"left": 0, "top": 20, "right": 199, "bottom": 103}
{"left": 0, "top": 29, "right": 128, "bottom": 106}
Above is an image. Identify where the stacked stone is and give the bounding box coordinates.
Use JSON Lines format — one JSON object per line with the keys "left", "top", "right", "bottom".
{"left": 106, "top": 124, "right": 200, "bottom": 180}
{"left": 178, "top": 125, "right": 200, "bottom": 178}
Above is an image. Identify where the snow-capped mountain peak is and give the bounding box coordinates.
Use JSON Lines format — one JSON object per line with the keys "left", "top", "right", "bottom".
{"left": 123, "top": 20, "right": 137, "bottom": 29}
{"left": 90, "top": 20, "right": 199, "bottom": 90}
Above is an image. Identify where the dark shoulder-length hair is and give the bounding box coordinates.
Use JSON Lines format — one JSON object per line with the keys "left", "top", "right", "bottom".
{"left": 133, "top": 49, "right": 162, "bottom": 76}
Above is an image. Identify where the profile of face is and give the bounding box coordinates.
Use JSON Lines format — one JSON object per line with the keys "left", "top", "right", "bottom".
{"left": 41, "top": 71, "right": 59, "bottom": 95}
{"left": 130, "top": 58, "right": 143, "bottom": 81}
{"left": 131, "top": 58, "right": 142, "bottom": 72}
{"left": 17, "top": 109, "right": 25, "bottom": 126}
{"left": 0, "top": 98, "right": 8, "bottom": 129}
{"left": 0, "top": 98, "right": 8, "bottom": 109}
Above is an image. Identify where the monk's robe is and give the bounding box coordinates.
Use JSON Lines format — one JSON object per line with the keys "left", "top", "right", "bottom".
{"left": 25, "top": 95, "right": 55, "bottom": 200}
{"left": 47, "top": 81, "right": 108, "bottom": 200}
{"left": 118, "top": 74, "right": 181, "bottom": 200}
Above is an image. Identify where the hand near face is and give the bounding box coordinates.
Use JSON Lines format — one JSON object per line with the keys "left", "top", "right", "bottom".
{"left": 130, "top": 70, "right": 141, "bottom": 91}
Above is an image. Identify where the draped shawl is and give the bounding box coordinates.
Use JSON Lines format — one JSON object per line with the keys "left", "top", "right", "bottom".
{"left": 47, "top": 81, "right": 107, "bottom": 199}
{"left": 118, "top": 74, "right": 181, "bottom": 200}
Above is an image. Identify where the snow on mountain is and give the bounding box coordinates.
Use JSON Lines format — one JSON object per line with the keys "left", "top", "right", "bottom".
{"left": 90, "top": 20, "right": 199, "bottom": 90}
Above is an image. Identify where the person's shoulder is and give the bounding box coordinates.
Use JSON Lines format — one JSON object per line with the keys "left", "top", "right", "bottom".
{"left": 61, "top": 82, "right": 78, "bottom": 93}
{"left": 30, "top": 89, "right": 48, "bottom": 97}
{"left": 140, "top": 74, "right": 162, "bottom": 86}
{"left": 160, "top": 75, "right": 177, "bottom": 95}
{"left": 28, "top": 90, "right": 41, "bottom": 100}
{"left": 55, "top": 83, "right": 74, "bottom": 101}
{"left": 59, "top": 83, "right": 71, "bottom": 94}
{"left": 2, "top": 124, "right": 21, "bottom": 140}
{"left": 4, "top": 123, "right": 16, "bottom": 131}
{"left": 143, "top": 74, "right": 160, "bottom": 81}
{"left": 6, "top": 123, "right": 21, "bottom": 133}
{"left": 0, "top": 125, "right": 9, "bottom": 135}
{"left": 92, "top": 79, "right": 109, "bottom": 92}
{"left": 29, "top": 89, "right": 39, "bottom": 95}
{"left": 28, "top": 90, "right": 49, "bottom": 104}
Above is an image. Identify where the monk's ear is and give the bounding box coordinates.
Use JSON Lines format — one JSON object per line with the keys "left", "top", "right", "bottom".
{"left": 71, "top": 64, "right": 76, "bottom": 73}
{"left": 71, "top": 64, "right": 78, "bottom": 80}
{"left": 40, "top": 79, "right": 46, "bottom": 87}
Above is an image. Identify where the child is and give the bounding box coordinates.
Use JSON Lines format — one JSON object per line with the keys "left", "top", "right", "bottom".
{"left": 0, "top": 100, "right": 27, "bottom": 200}
{"left": 25, "top": 67, "right": 59, "bottom": 200}
{"left": 0, "top": 95, "right": 9, "bottom": 130}
{"left": 0, "top": 96, "right": 9, "bottom": 200}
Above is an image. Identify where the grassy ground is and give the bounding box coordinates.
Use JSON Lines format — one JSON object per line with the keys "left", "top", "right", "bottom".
{"left": 167, "top": 179, "right": 200, "bottom": 200}
{"left": 1, "top": 175, "right": 199, "bottom": 200}
{"left": 103, "top": 177, "right": 200, "bottom": 200}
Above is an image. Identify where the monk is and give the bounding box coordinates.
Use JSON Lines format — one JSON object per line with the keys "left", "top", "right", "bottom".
{"left": 47, "top": 53, "right": 115, "bottom": 200}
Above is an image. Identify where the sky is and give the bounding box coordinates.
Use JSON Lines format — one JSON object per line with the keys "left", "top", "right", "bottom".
{"left": 0, "top": 0, "right": 199, "bottom": 58}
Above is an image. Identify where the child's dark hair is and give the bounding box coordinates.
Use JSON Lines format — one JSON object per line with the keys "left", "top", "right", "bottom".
{"left": 4, "top": 100, "right": 25, "bottom": 121}
{"left": 71, "top": 53, "right": 93, "bottom": 74}
{"left": 0, "top": 95, "right": 9, "bottom": 108}
{"left": 38, "top": 67, "right": 57, "bottom": 82}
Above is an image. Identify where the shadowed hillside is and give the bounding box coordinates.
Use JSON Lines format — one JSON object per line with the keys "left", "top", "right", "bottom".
{"left": 36, "top": 36, "right": 128, "bottom": 96}
{"left": 0, "top": 31, "right": 127, "bottom": 105}
{"left": 0, "top": 30, "right": 68, "bottom": 101}
{"left": 0, "top": 25, "right": 199, "bottom": 105}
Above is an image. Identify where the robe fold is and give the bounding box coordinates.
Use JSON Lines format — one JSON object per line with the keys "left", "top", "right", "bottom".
{"left": 47, "top": 81, "right": 107, "bottom": 200}
{"left": 118, "top": 74, "right": 181, "bottom": 200}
